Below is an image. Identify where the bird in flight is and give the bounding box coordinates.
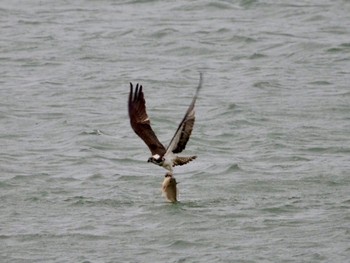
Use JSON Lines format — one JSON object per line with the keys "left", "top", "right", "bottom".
{"left": 128, "top": 73, "right": 202, "bottom": 202}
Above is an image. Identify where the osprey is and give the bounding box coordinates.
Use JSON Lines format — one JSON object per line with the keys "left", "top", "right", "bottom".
{"left": 128, "top": 74, "right": 202, "bottom": 176}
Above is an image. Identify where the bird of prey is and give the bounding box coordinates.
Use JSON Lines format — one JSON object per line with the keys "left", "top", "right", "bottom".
{"left": 128, "top": 74, "right": 202, "bottom": 177}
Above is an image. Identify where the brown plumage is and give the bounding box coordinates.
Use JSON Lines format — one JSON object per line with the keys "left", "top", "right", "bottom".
{"left": 128, "top": 73, "right": 202, "bottom": 174}
{"left": 128, "top": 83, "right": 166, "bottom": 156}
{"left": 166, "top": 78, "right": 200, "bottom": 155}
{"left": 173, "top": 156, "right": 197, "bottom": 167}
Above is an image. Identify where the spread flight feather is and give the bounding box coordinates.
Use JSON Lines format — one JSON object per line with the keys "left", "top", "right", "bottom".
{"left": 128, "top": 83, "right": 166, "bottom": 156}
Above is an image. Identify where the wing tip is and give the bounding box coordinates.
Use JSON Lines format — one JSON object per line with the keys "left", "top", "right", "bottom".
{"left": 129, "top": 83, "right": 133, "bottom": 105}
{"left": 129, "top": 82, "right": 145, "bottom": 102}
{"left": 196, "top": 72, "right": 203, "bottom": 95}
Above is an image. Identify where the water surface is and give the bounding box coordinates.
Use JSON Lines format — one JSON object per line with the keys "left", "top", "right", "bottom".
{"left": 1, "top": 0, "right": 350, "bottom": 262}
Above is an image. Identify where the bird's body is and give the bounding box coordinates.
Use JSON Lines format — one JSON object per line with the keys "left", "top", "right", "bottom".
{"left": 128, "top": 74, "right": 202, "bottom": 201}
{"left": 160, "top": 152, "right": 175, "bottom": 172}
{"left": 148, "top": 152, "right": 197, "bottom": 173}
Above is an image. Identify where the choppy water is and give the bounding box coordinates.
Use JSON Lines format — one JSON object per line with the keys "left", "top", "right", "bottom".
{"left": 1, "top": 0, "right": 350, "bottom": 262}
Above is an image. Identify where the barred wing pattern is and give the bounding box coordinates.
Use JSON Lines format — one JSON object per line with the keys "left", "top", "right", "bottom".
{"left": 128, "top": 83, "right": 166, "bottom": 156}
{"left": 166, "top": 73, "right": 203, "bottom": 155}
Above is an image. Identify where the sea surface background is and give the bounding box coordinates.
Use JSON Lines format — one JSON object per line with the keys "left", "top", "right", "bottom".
{"left": 1, "top": 0, "right": 349, "bottom": 262}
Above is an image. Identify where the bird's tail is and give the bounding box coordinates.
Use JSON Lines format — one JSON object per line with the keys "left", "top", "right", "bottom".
{"left": 173, "top": 156, "right": 197, "bottom": 167}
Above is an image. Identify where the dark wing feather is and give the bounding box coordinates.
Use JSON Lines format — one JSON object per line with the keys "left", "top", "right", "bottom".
{"left": 166, "top": 73, "right": 203, "bottom": 154}
{"left": 128, "top": 83, "right": 166, "bottom": 156}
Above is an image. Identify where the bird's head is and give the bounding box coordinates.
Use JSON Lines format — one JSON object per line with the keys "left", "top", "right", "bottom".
{"left": 147, "top": 154, "right": 163, "bottom": 165}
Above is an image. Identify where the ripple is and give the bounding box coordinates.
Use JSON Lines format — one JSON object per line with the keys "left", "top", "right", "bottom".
{"left": 249, "top": 53, "right": 267, "bottom": 59}
{"left": 150, "top": 28, "right": 179, "bottom": 39}
{"left": 80, "top": 129, "right": 103, "bottom": 135}
{"left": 308, "top": 80, "right": 332, "bottom": 85}
{"left": 206, "top": 2, "right": 235, "bottom": 10}
{"left": 327, "top": 43, "right": 350, "bottom": 53}
{"left": 304, "top": 146, "right": 350, "bottom": 154}
{"left": 202, "top": 163, "right": 242, "bottom": 175}
{"left": 64, "top": 196, "right": 135, "bottom": 207}
{"left": 168, "top": 240, "right": 198, "bottom": 248}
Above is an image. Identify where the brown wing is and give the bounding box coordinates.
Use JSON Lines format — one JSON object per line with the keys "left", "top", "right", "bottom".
{"left": 166, "top": 73, "right": 203, "bottom": 155}
{"left": 170, "top": 108, "right": 195, "bottom": 154}
{"left": 128, "top": 83, "right": 166, "bottom": 156}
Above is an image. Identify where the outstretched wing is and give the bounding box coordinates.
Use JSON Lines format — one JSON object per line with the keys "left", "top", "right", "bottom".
{"left": 128, "top": 83, "right": 166, "bottom": 156}
{"left": 166, "top": 73, "right": 203, "bottom": 155}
